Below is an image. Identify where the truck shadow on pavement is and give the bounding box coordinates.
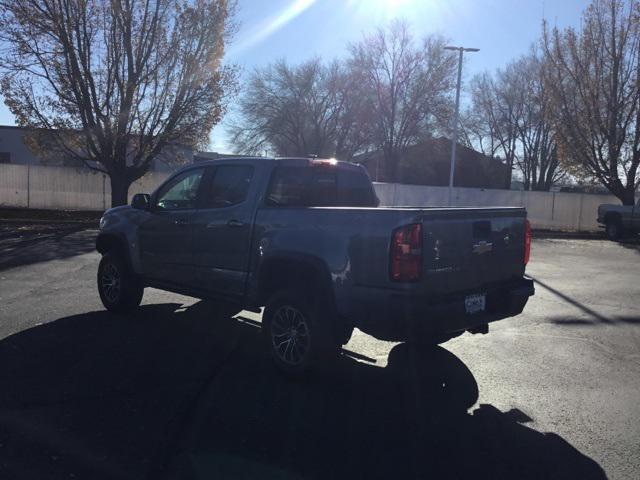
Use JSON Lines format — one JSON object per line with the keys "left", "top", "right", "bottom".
{"left": 0, "top": 302, "right": 606, "bottom": 480}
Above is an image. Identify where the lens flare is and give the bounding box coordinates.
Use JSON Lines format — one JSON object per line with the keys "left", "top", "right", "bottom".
{"left": 230, "top": 0, "right": 317, "bottom": 56}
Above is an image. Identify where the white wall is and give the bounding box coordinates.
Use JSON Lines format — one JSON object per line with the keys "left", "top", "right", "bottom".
{"left": 0, "top": 164, "right": 29, "bottom": 207}
{"left": 374, "top": 182, "right": 620, "bottom": 232}
{"left": 0, "top": 164, "right": 169, "bottom": 211}
{"left": 0, "top": 164, "right": 621, "bottom": 231}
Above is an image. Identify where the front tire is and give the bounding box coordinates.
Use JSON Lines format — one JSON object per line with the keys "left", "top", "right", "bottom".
{"left": 262, "top": 289, "right": 338, "bottom": 377}
{"left": 97, "top": 252, "right": 144, "bottom": 313}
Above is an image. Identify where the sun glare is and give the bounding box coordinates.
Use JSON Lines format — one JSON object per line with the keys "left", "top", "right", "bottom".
{"left": 229, "top": 0, "right": 317, "bottom": 57}
{"left": 349, "top": 0, "right": 418, "bottom": 15}
{"left": 345, "top": 0, "right": 436, "bottom": 24}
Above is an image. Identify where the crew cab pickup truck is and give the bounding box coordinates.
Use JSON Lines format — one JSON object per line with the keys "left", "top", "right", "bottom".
{"left": 96, "top": 157, "right": 534, "bottom": 374}
{"left": 597, "top": 199, "right": 640, "bottom": 240}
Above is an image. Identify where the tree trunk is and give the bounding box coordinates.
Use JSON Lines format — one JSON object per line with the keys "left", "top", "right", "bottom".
{"left": 110, "top": 175, "right": 132, "bottom": 208}
{"left": 619, "top": 188, "right": 636, "bottom": 206}
{"left": 383, "top": 149, "right": 398, "bottom": 182}
{"left": 608, "top": 180, "right": 637, "bottom": 206}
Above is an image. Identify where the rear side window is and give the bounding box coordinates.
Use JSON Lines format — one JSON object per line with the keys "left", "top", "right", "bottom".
{"left": 338, "top": 169, "right": 378, "bottom": 207}
{"left": 202, "top": 165, "right": 254, "bottom": 208}
{"left": 266, "top": 166, "right": 377, "bottom": 207}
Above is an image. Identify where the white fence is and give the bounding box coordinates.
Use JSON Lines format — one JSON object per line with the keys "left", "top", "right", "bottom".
{"left": 374, "top": 183, "right": 619, "bottom": 232}
{"left": 0, "top": 164, "right": 169, "bottom": 211}
{"left": 0, "top": 164, "right": 621, "bottom": 231}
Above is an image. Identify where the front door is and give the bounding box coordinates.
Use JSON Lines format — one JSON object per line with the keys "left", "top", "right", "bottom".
{"left": 192, "top": 164, "right": 256, "bottom": 299}
{"left": 138, "top": 167, "right": 205, "bottom": 285}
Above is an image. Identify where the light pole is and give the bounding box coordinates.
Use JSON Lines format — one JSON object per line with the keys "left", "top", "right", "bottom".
{"left": 444, "top": 45, "right": 479, "bottom": 206}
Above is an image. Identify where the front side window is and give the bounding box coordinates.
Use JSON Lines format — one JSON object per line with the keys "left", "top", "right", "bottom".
{"left": 155, "top": 168, "right": 204, "bottom": 210}
{"left": 203, "top": 165, "right": 254, "bottom": 208}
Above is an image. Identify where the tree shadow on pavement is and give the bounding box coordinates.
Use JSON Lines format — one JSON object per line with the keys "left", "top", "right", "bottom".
{"left": 552, "top": 316, "right": 640, "bottom": 326}
{"left": 0, "top": 302, "right": 606, "bottom": 480}
{"left": 0, "top": 222, "right": 96, "bottom": 271}
{"left": 531, "top": 275, "right": 640, "bottom": 326}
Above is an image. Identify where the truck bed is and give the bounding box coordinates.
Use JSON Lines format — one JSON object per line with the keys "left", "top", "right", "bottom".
{"left": 251, "top": 205, "right": 529, "bottom": 339}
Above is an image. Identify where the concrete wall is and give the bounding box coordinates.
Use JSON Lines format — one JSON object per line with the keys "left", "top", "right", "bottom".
{"left": 374, "top": 182, "right": 621, "bottom": 232}
{"left": 0, "top": 164, "right": 169, "bottom": 211}
{"left": 0, "top": 164, "right": 622, "bottom": 231}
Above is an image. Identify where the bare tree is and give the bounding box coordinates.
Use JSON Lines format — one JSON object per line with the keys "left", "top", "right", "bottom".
{"left": 0, "top": 0, "right": 238, "bottom": 206}
{"left": 332, "top": 69, "right": 376, "bottom": 160}
{"left": 229, "top": 58, "right": 366, "bottom": 159}
{"left": 347, "top": 21, "right": 457, "bottom": 182}
{"left": 465, "top": 71, "right": 521, "bottom": 178}
{"left": 464, "top": 50, "right": 565, "bottom": 191}
{"left": 543, "top": 0, "right": 640, "bottom": 204}
{"left": 513, "top": 54, "right": 564, "bottom": 190}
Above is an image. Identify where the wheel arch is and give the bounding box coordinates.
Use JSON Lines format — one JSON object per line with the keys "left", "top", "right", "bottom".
{"left": 255, "top": 253, "right": 353, "bottom": 344}
{"left": 603, "top": 211, "right": 622, "bottom": 224}
{"left": 96, "top": 233, "right": 135, "bottom": 273}
{"left": 256, "top": 254, "right": 335, "bottom": 308}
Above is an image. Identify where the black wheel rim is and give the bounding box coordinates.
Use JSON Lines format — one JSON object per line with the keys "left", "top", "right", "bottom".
{"left": 100, "top": 262, "right": 121, "bottom": 303}
{"left": 270, "top": 305, "right": 310, "bottom": 366}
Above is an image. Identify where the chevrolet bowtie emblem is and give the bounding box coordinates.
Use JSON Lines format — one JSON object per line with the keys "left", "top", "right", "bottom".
{"left": 472, "top": 241, "right": 493, "bottom": 254}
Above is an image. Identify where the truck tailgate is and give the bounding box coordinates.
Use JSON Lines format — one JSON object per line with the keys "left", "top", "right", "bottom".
{"left": 419, "top": 208, "right": 527, "bottom": 296}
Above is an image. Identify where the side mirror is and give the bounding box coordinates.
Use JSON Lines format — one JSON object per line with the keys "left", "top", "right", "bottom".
{"left": 131, "top": 193, "right": 151, "bottom": 210}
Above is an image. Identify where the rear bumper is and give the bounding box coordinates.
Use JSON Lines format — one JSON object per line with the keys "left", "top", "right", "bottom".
{"left": 350, "top": 278, "right": 535, "bottom": 342}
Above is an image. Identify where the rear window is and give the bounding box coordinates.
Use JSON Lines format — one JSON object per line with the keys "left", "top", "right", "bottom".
{"left": 266, "top": 166, "right": 377, "bottom": 207}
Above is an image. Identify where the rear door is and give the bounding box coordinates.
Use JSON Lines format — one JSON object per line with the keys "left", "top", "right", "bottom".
{"left": 192, "top": 163, "right": 256, "bottom": 298}
{"left": 138, "top": 167, "right": 205, "bottom": 285}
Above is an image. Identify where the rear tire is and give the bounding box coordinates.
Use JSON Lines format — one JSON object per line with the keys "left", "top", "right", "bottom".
{"left": 605, "top": 218, "right": 623, "bottom": 240}
{"left": 97, "top": 252, "right": 144, "bottom": 313}
{"left": 262, "top": 288, "right": 338, "bottom": 377}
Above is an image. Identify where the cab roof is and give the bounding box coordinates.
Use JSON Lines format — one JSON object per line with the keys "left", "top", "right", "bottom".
{"left": 191, "top": 156, "right": 364, "bottom": 171}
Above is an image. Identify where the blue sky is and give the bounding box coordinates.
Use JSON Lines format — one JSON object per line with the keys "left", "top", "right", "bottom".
{"left": 0, "top": 0, "right": 590, "bottom": 152}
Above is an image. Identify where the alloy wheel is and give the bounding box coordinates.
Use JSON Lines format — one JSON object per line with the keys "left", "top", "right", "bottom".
{"left": 270, "top": 305, "right": 311, "bottom": 366}
{"left": 100, "top": 262, "right": 121, "bottom": 303}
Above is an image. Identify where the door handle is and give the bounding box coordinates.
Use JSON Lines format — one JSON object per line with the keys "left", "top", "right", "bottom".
{"left": 174, "top": 218, "right": 189, "bottom": 226}
{"left": 227, "top": 219, "right": 245, "bottom": 228}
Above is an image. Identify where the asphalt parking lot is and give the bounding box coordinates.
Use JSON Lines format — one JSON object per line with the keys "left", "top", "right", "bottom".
{"left": 0, "top": 223, "right": 638, "bottom": 479}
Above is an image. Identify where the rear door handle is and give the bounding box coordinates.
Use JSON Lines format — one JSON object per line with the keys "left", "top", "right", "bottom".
{"left": 174, "top": 218, "right": 189, "bottom": 226}
{"left": 227, "top": 219, "right": 245, "bottom": 228}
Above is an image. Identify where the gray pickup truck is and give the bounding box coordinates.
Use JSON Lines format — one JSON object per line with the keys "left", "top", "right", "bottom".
{"left": 597, "top": 200, "right": 640, "bottom": 240}
{"left": 96, "top": 157, "right": 534, "bottom": 374}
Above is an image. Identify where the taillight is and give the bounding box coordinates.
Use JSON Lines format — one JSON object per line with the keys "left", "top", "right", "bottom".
{"left": 390, "top": 223, "right": 422, "bottom": 282}
{"left": 524, "top": 219, "right": 532, "bottom": 265}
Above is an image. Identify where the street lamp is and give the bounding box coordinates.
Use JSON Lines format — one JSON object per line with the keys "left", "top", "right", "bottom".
{"left": 444, "top": 46, "right": 479, "bottom": 206}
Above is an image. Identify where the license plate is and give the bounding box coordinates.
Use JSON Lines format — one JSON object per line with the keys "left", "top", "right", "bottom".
{"left": 465, "top": 294, "right": 486, "bottom": 314}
